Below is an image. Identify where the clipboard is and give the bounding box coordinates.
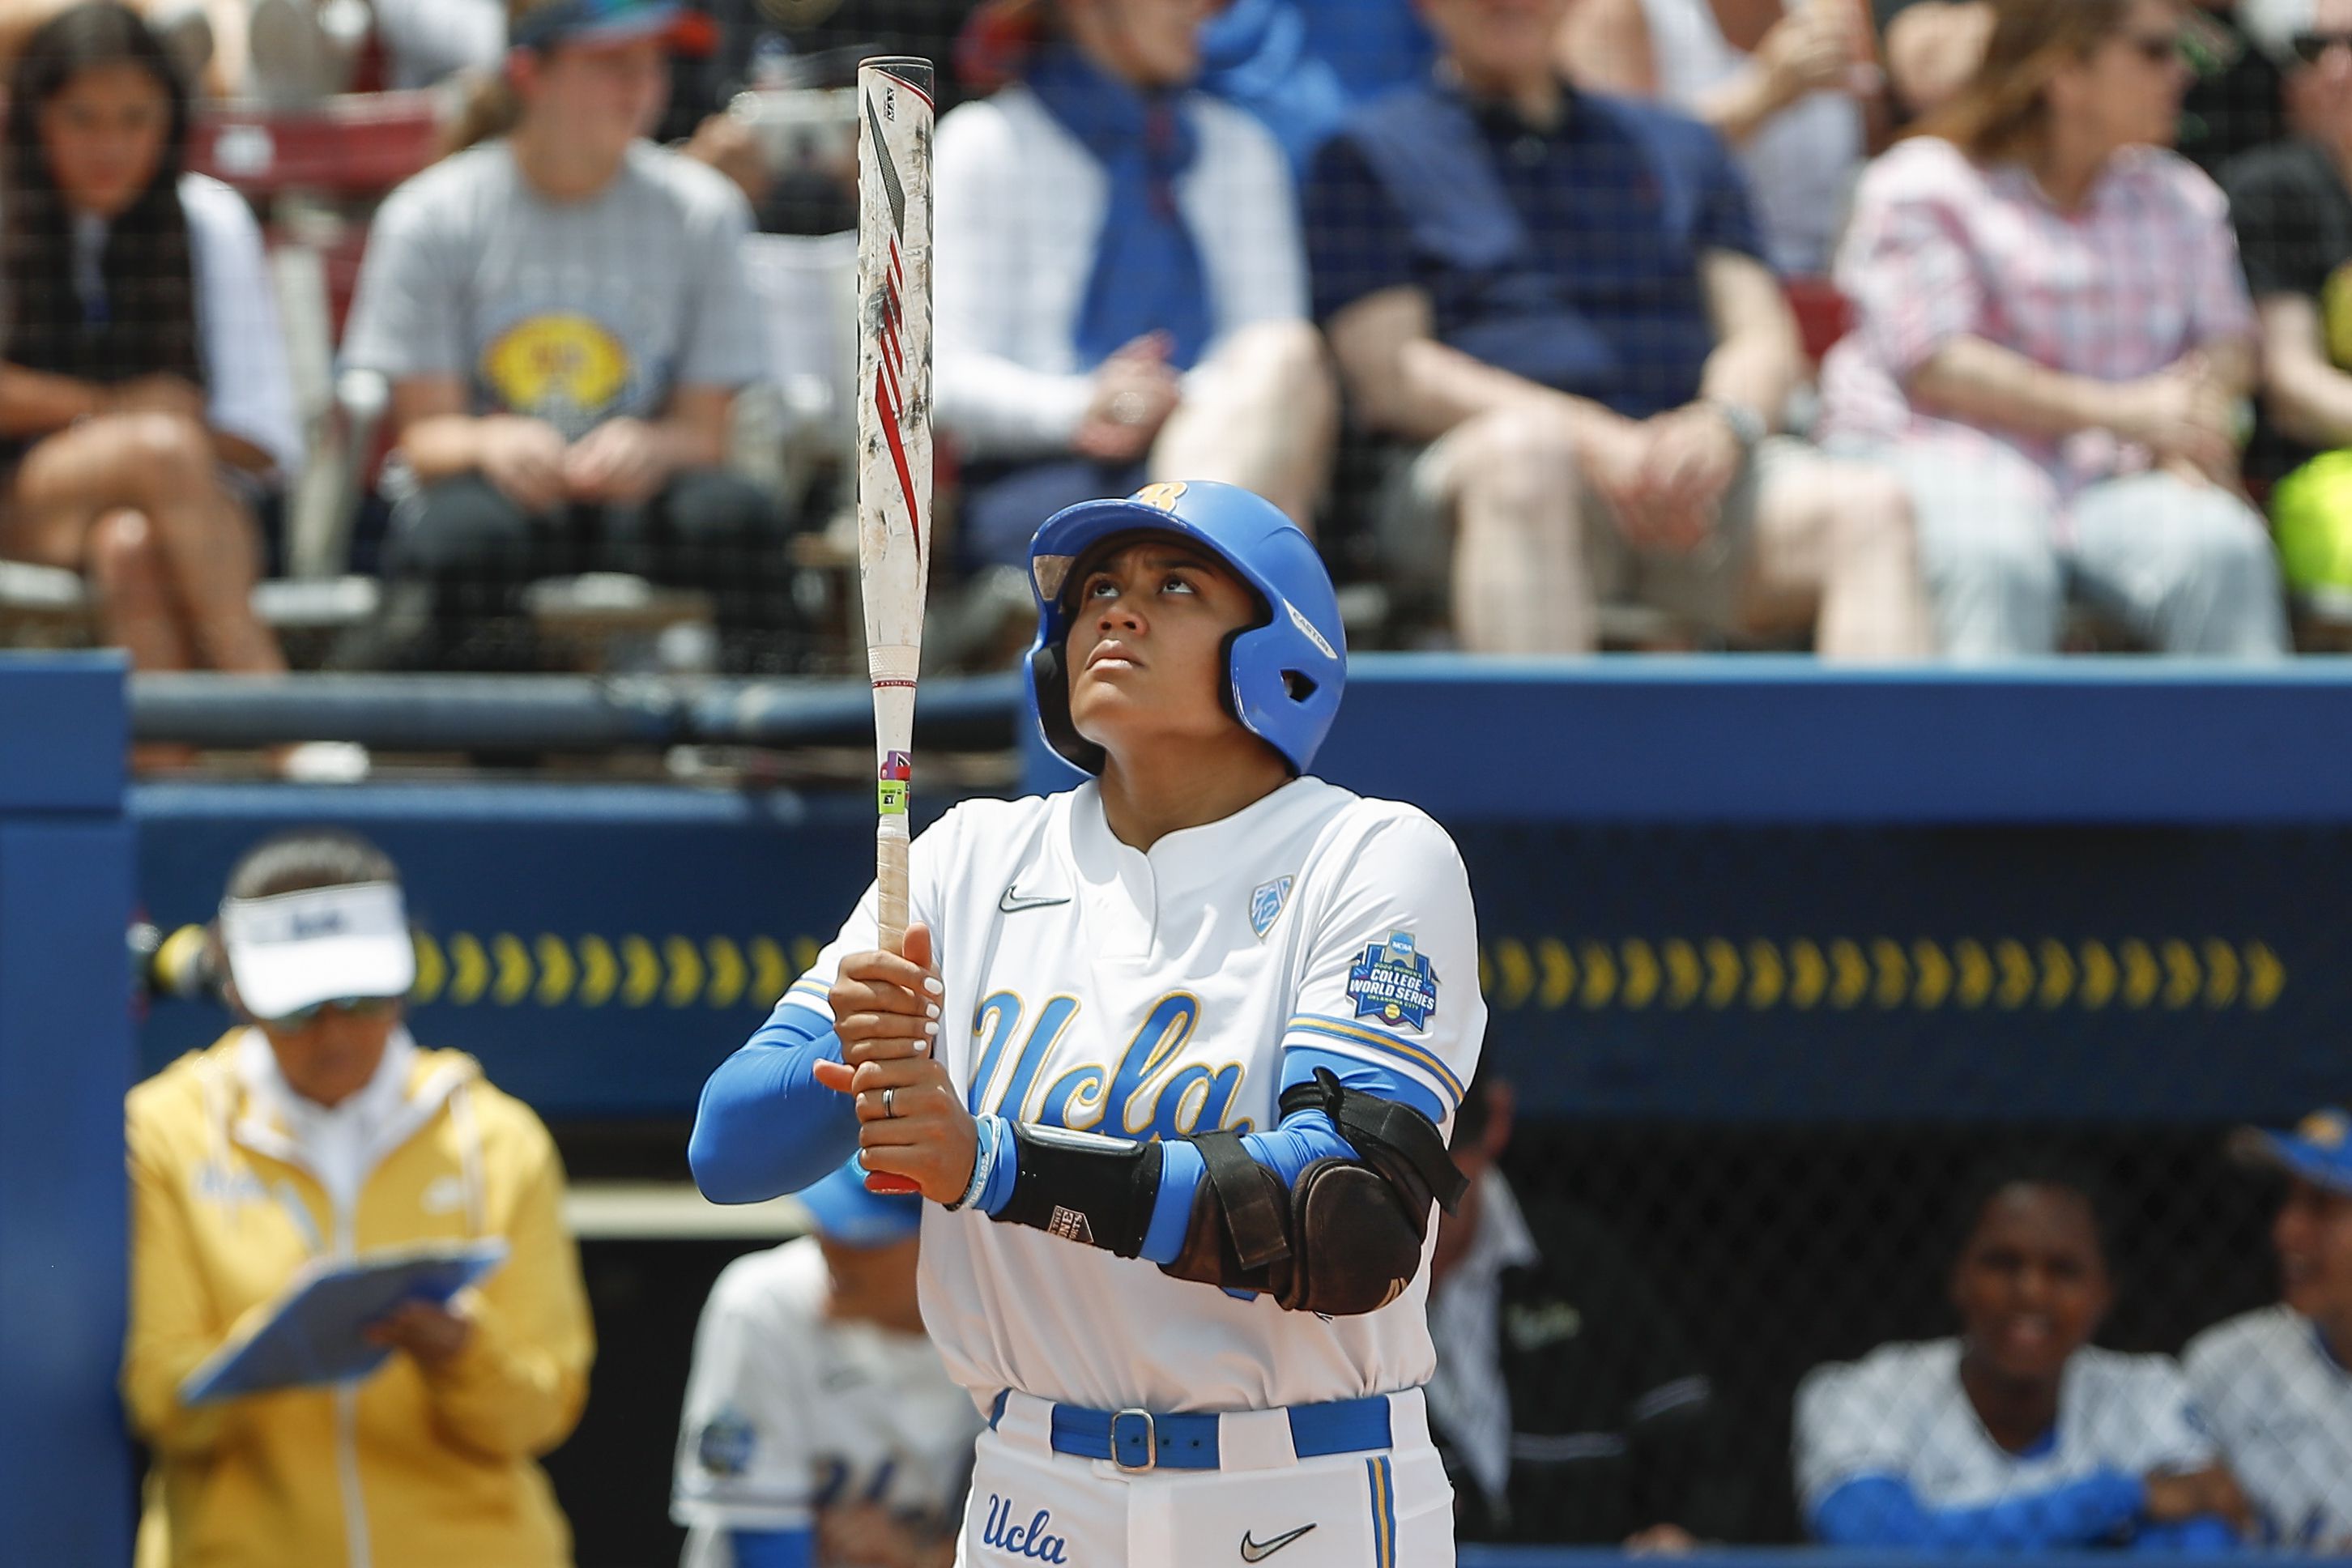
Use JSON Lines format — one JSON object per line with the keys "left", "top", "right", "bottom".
{"left": 179, "top": 1238, "right": 509, "bottom": 1406}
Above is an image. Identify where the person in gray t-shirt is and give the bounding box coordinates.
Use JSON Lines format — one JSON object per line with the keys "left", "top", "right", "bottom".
{"left": 341, "top": 0, "right": 799, "bottom": 671}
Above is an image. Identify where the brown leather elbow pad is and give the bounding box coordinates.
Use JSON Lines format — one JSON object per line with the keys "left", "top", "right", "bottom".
{"left": 1160, "top": 1151, "right": 1427, "bottom": 1316}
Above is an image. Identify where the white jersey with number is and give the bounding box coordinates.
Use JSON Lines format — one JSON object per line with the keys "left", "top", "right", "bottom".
{"left": 1795, "top": 1339, "right": 2218, "bottom": 1511}
{"left": 786, "top": 778, "right": 1486, "bottom": 1416}
{"left": 2184, "top": 1306, "right": 2352, "bottom": 1550}
{"left": 671, "top": 1238, "right": 982, "bottom": 1567}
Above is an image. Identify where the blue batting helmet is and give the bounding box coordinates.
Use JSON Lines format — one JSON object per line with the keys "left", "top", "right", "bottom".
{"left": 799, "top": 1161, "right": 923, "bottom": 1248}
{"left": 1027, "top": 480, "right": 1345, "bottom": 776}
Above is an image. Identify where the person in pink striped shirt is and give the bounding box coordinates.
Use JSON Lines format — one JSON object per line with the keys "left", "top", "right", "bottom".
{"left": 1818, "top": 0, "right": 2288, "bottom": 658}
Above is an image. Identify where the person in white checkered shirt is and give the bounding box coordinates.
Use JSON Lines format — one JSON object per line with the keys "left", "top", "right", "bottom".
{"left": 1817, "top": 0, "right": 2290, "bottom": 659}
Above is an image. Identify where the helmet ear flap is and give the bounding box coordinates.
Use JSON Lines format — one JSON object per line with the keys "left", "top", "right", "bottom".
{"left": 1029, "top": 637, "right": 1106, "bottom": 775}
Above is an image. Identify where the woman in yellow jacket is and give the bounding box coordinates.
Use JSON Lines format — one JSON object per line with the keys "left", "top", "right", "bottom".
{"left": 123, "top": 828, "right": 595, "bottom": 1567}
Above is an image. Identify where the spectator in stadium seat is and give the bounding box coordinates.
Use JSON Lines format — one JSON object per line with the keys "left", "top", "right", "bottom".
{"left": 0, "top": 2, "right": 297, "bottom": 677}
{"left": 1304, "top": 0, "right": 1932, "bottom": 657}
{"left": 123, "top": 829, "right": 594, "bottom": 1568}
{"left": 1819, "top": 0, "right": 2290, "bottom": 658}
{"left": 672, "top": 1162, "right": 981, "bottom": 1568}
{"left": 1794, "top": 1153, "right": 2249, "bottom": 1550}
{"left": 934, "top": 0, "right": 1336, "bottom": 574}
{"left": 1554, "top": 0, "right": 1877, "bottom": 275}
{"left": 342, "top": 0, "right": 795, "bottom": 672}
{"left": 368, "top": 0, "right": 505, "bottom": 89}
{"left": 1428, "top": 1070, "right": 1740, "bottom": 1549}
{"left": 2223, "top": 0, "right": 2352, "bottom": 599}
{"left": 2183, "top": 1108, "right": 2352, "bottom": 1550}
{"left": 1880, "top": 0, "right": 2285, "bottom": 175}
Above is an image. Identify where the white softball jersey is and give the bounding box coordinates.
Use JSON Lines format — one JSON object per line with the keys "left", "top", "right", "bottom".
{"left": 1795, "top": 1339, "right": 2218, "bottom": 1513}
{"left": 783, "top": 777, "right": 1487, "bottom": 1417}
{"left": 2184, "top": 1306, "right": 2352, "bottom": 1549}
{"left": 672, "top": 1238, "right": 983, "bottom": 1566}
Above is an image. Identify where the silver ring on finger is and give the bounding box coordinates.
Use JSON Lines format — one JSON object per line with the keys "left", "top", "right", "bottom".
{"left": 882, "top": 1085, "right": 897, "bottom": 1118}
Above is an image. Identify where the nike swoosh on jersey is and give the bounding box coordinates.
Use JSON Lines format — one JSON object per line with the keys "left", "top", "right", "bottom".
{"left": 998, "top": 887, "right": 1072, "bottom": 913}
{"left": 1239, "top": 1523, "right": 1317, "bottom": 1562}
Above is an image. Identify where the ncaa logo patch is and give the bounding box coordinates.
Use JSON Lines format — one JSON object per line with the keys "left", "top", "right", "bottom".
{"left": 697, "top": 1410, "right": 758, "bottom": 1477}
{"left": 1250, "top": 876, "right": 1293, "bottom": 940}
{"left": 1347, "top": 930, "right": 1439, "bottom": 1031}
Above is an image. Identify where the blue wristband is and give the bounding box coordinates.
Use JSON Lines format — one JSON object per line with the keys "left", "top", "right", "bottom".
{"left": 949, "top": 1114, "right": 1005, "bottom": 1212}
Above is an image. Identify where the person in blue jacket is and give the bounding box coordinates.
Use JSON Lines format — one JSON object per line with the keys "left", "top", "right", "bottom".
{"left": 1794, "top": 1153, "right": 2249, "bottom": 1550}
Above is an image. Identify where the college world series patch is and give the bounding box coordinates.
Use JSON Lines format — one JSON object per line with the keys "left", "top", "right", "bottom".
{"left": 1347, "top": 930, "right": 1438, "bottom": 1031}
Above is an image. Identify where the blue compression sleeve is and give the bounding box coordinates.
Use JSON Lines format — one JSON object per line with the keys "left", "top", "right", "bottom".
{"left": 688, "top": 1002, "right": 859, "bottom": 1204}
{"left": 727, "top": 1529, "right": 813, "bottom": 1568}
{"left": 1128, "top": 1046, "right": 1447, "bottom": 1266}
{"left": 1810, "top": 1472, "right": 2146, "bottom": 1549}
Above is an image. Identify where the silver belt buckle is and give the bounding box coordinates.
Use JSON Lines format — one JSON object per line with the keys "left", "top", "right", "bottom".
{"left": 1110, "top": 1408, "right": 1157, "bottom": 1473}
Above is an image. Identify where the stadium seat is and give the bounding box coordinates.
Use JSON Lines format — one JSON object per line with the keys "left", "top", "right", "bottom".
{"left": 186, "top": 91, "right": 442, "bottom": 201}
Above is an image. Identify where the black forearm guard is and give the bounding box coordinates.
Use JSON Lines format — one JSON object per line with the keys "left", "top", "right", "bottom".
{"left": 993, "top": 1121, "right": 1165, "bottom": 1259}
{"left": 1161, "top": 1068, "right": 1470, "bottom": 1316}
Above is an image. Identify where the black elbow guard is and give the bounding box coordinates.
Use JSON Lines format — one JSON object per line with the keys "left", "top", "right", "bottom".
{"left": 993, "top": 1122, "right": 1165, "bottom": 1259}
{"left": 1161, "top": 1069, "right": 1470, "bottom": 1316}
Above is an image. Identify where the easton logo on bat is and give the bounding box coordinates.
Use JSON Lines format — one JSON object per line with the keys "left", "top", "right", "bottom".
{"left": 863, "top": 77, "right": 926, "bottom": 567}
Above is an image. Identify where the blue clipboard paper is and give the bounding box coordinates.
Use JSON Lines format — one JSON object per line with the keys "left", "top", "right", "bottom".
{"left": 179, "top": 1238, "right": 509, "bottom": 1405}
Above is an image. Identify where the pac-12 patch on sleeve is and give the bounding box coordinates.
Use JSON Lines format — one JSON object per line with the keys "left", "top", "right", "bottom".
{"left": 1346, "top": 931, "right": 1439, "bottom": 1031}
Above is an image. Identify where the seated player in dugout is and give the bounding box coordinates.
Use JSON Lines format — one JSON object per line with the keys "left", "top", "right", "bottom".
{"left": 338, "top": 0, "right": 799, "bottom": 674}
{"left": 673, "top": 1160, "right": 982, "bottom": 1568}
{"left": 1794, "top": 1153, "right": 2250, "bottom": 1550}
{"left": 121, "top": 829, "right": 594, "bottom": 1568}
{"left": 2183, "top": 1107, "right": 2352, "bottom": 1550}
{"left": 692, "top": 479, "right": 1486, "bottom": 1566}
{"left": 1428, "top": 1069, "right": 1738, "bottom": 1549}
{"left": 1302, "top": 0, "right": 1933, "bottom": 659}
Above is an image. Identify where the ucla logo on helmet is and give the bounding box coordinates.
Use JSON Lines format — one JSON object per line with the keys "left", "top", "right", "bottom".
{"left": 1346, "top": 930, "right": 1439, "bottom": 1031}
{"left": 1249, "top": 876, "right": 1293, "bottom": 940}
{"left": 1131, "top": 481, "right": 1188, "bottom": 512}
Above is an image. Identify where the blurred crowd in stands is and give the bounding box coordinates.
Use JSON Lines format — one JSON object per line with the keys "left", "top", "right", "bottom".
{"left": 13, "top": 0, "right": 2352, "bottom": 697}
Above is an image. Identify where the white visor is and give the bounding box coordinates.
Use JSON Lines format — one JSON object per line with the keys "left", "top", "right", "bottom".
{"left": 219, "top": 882, "right": 416, "bottom": 1020}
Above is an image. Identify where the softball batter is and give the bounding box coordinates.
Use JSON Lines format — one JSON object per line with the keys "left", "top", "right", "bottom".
{"left": 692, "top": 479, "right": 1486, "bottom": 1566}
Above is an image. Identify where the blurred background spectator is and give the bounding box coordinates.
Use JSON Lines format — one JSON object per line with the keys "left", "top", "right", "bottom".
{"left": 339, "top": 0, "right": 801, "bottom": 672}
{"left": 932, "top": 0, "right": 1333, "bottom": 577}
{"left": 2226, "top": 0, "right": 2352, "bottom": 599}
{"left": 1794, "top": 1153, "right": 2247, "bottom": 1549}
{"left": 123, "top": 829, "right": 593, "bottom": 1568}
{"left": 2184, "top": 1109, "right": 2352, "bottom": 1550}
{"left": 1819, "top": 0, "right": 2287, "bottom": 658}
{"left": 0, "top": 4, "right": 297, "bottom": 689}
{"left": 1431, "top": 1069, "right": 1739, "bottom": 1549}
{"left": 672, "top": 1163, "right": 978, "bottom": 1568}
{"left": 1557, "top": 0, "right": 1877, "bottom": 275}
{"left": 1306, "top": 0, "right": 1930, "bottom": 658}
{"left": 370, "top": 0, "right": 502, "bottom": 88}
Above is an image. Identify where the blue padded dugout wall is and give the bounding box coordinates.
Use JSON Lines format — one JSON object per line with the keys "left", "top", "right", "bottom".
{"left": 0, "top": 653, "right": 132, "bottom": 1562}
{"left": 133, "top": 657, "right": 2352, "bottom": 1126}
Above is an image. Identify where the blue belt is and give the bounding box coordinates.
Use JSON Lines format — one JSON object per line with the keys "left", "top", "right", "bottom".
{"left": 993, "top": 1391, "right": 1395, "bottom": 1473}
